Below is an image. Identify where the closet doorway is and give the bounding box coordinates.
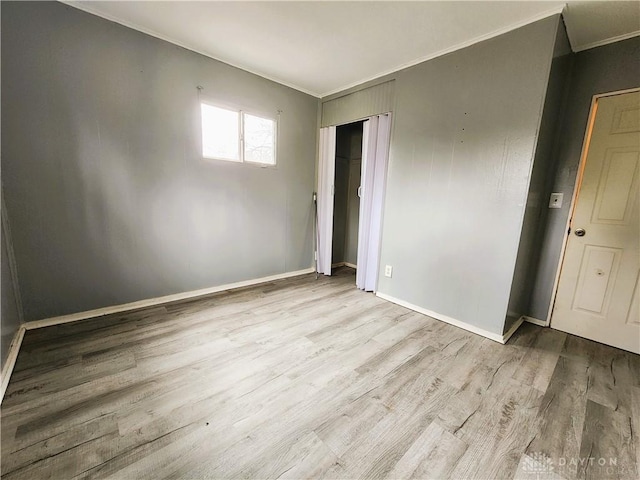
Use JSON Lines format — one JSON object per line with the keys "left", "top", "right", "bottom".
{"left": 332, "top": 121, "right": 363, "bottom": 272}
{"left": 317, "top": 114, "right": 392, "bottom": 292}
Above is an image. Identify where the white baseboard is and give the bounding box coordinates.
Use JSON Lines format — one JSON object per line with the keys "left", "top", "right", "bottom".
{"left": 523, "top": 316, "right": 547, "bottom": 327}
{"left": 24, "top": 267, "right": 315, "bottom": 331}
{"left": 375, "top": 292, "right": 523, "bottom": 344}
{"left": 1, "top": 326, "right": 26, "bottom": 404}
{"left": 503, "top": 316, "right": 525, "bottom": 343}
{"left": 2, "top": 196, "right": 25, "bottom": 323}
{"left": 331, "top": 262, "right": 356, "bottom": 269}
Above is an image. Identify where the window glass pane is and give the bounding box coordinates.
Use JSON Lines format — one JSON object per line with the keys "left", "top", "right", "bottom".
{"left": 243, "top": 113, "right": 275, "bottom": 165}
{"left": 201, "top": 103, "right": 239, "bottom": 160}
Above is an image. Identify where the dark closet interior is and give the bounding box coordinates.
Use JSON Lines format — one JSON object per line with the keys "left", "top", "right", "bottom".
{"left": 332, "top": 121, "right": 364, "bottom": 270}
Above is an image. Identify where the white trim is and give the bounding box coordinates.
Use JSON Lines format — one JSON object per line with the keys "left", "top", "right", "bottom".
{"left": 319, "top": 6, "right": 564, "bottom": 97}
{"left": 331, "top": 262, "right": 357, "bottom": 270}
{"left": 503, "top": 316, "right": 525, "bottom": 344}
{"left": 59, "top": 1, "right": 321, "bottom": 98}
{"left": 24, "top": 268, "right": 315, "bottom": 330}
{"left": 375, "top": 292, "right": 521, "bottom": 344}
{"left": 331, "top": 262, "right": 358, "bottom": 269}
{"left": 591, "top": 87, "right": 640, "bottom": 99}
{"left": 1, "top": 192, "right": 24, "bottom": 323}
{"left": 524, "top": 316, "right": 547, "bottom": 327}
{"left": 1, "top": 326, "right": 25, "bottom": 404}
{"left": 547, "top": 87, "right": 640, "bottom": 327}
{"left": 573, "top": 31, "right": 640, "bottom": 53}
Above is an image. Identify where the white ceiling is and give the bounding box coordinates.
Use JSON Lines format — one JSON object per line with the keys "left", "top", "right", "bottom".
{"left": 64, "top": 1, "right": 640, "bottom": 97}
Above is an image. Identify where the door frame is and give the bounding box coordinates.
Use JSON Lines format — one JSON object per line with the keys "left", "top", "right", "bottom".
{"left": 316, "top": 113, "right": 392, "bottom": 284}
{"left": 547, "top": 86, "right": 640, "bottom": 327}
{"left": 316, "top": 119, "right": 366, "bottom": 275}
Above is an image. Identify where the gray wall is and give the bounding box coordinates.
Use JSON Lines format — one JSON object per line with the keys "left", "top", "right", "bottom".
{"left": 375, "top": 16, "right": 559, "bottom": 336}
{"left": 505, "top": 19, "right": 573, "bottom": 332}
{"left": 1, "top": 2, "right": 318, "bottom": 321}
{"left": 527, "top": 35, "right": 640, "bottom": 321}
{"left": 1, "top": 211, "right": 22, "bottom": 372}
{"left": 344, "top": 129, "right": 362, "bottom": 266}
{"left": 0, "top": 1, "right": 22, "bottom": 371}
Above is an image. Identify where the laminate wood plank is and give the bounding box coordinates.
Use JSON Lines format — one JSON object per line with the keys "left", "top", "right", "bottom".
{"left": 21, "top": 306, "right": 167, "bottom": 344}
{"left": 436, "top": 339, "right": 525, "bottom": 435}
{"left": 113, "top": 370, "right": 369, "bottom": 479}
{"left": 370, "top": 311, "right": 433, "bottom": 347}
{"left": 77, "top": 369, "right": 293, "bottom": 478}
{"left": 305, "top": 304, "right": 402, "bottom": 347}
{"left": 341, "top": 374, "right": 457, "bottom": 479}
{"left": 354, "top": 326, "right": 439, "bottom": 379}
{"left": 1, "top": 267, "right": 638, "bottom": 480}
{"left": 1, "top": 413, "right": 119, "bottom": 476}
{"left": 2, "top": 429, "right": 122, "bottom": 480}
{"left": 435, "top": 335, "right": 493, "bottom": 389}
{"left": 386, "top": 420, "right": 468, "bottom": 480}
{"left": 630, "top": 386, "right": 640, "bottom": 469}
{"left": 10, "top": 379, "right": 162, "bottom": 448}
{"left": 6, "top": 350, "right": 136, "bottom": 405}
{"left": 74, "top": 422, "right": 206, "bottom": 480}
{"left": 315, "top": 395, "right": 391, "bottom": 458}
{"left": 586, "top": 354, "right": 633, "bottom": 417}
{"left": 560, "top": 334, "right": 613, "bottom": 366}
{"left": 512, "top": 326, "right": 566, "bottom": 392}
{"left": 448, "top": 379, "right": 544, "bottom": 480}
{"left": 231, "top": 431, "right": 339, "bottom": 480}
{"left": 526, "top": 355, "right": 590, "bottom": 480}
{"left": 314, "top": 347, "right": 456, "bottom": 478}
{"left": 16, "top": 308, "right": 167, "bottom": 359}
{"left": 508, "top": 321, "right": 543, "bottom": 348}
{"left": 577, "top": 400, "right": 637, "bottom": 480}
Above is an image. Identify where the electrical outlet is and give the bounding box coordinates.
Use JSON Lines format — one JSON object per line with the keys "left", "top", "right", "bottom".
{"left": 385, "top": 265, "right": 393, "bottom": 278}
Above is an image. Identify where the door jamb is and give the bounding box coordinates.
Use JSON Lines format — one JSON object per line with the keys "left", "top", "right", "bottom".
{"left": 546, "top": 87, "right": 640, "bottom": 327}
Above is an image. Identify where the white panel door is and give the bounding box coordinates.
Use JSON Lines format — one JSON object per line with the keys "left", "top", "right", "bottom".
{"left": 552, "top": 91, "right": 640, "bottom": 353}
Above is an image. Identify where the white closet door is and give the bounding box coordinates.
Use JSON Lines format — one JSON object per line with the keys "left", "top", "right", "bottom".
{"left": 357, "top": 114, "right": 391, "bottom": 291}
{"left": 317, "top": 126, "right": 336, "bottom": 275}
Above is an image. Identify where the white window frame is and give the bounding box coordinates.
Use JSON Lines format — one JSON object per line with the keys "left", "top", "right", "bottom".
{"left": 200, "top": 99, "right": 277, "bottom": 167}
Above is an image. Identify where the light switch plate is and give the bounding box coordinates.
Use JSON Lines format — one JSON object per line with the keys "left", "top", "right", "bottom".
{"left": 549, "top": 193, "right": 563, "bottom": 209}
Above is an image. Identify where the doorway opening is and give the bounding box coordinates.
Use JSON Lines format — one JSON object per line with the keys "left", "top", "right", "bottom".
{"left": 332, "top": 121, "right": 363, "bottom": 274}
{"left": 316, "top": 114, "right": 392, "bottom": 292}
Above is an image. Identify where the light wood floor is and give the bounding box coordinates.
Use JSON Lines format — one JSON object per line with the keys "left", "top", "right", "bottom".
{"left": 1, "top": 268, "right": 638, "bottom": 480}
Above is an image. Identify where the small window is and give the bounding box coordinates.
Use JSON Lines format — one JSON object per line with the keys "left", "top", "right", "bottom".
{"left": 201, "top": 104, "right": 240, "bottom": 161}
{"left": 201, "top": 102, "right": 276, "bottom": 166}
{"left": 243, "top": 113, "right": 276, "bottom": 165}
